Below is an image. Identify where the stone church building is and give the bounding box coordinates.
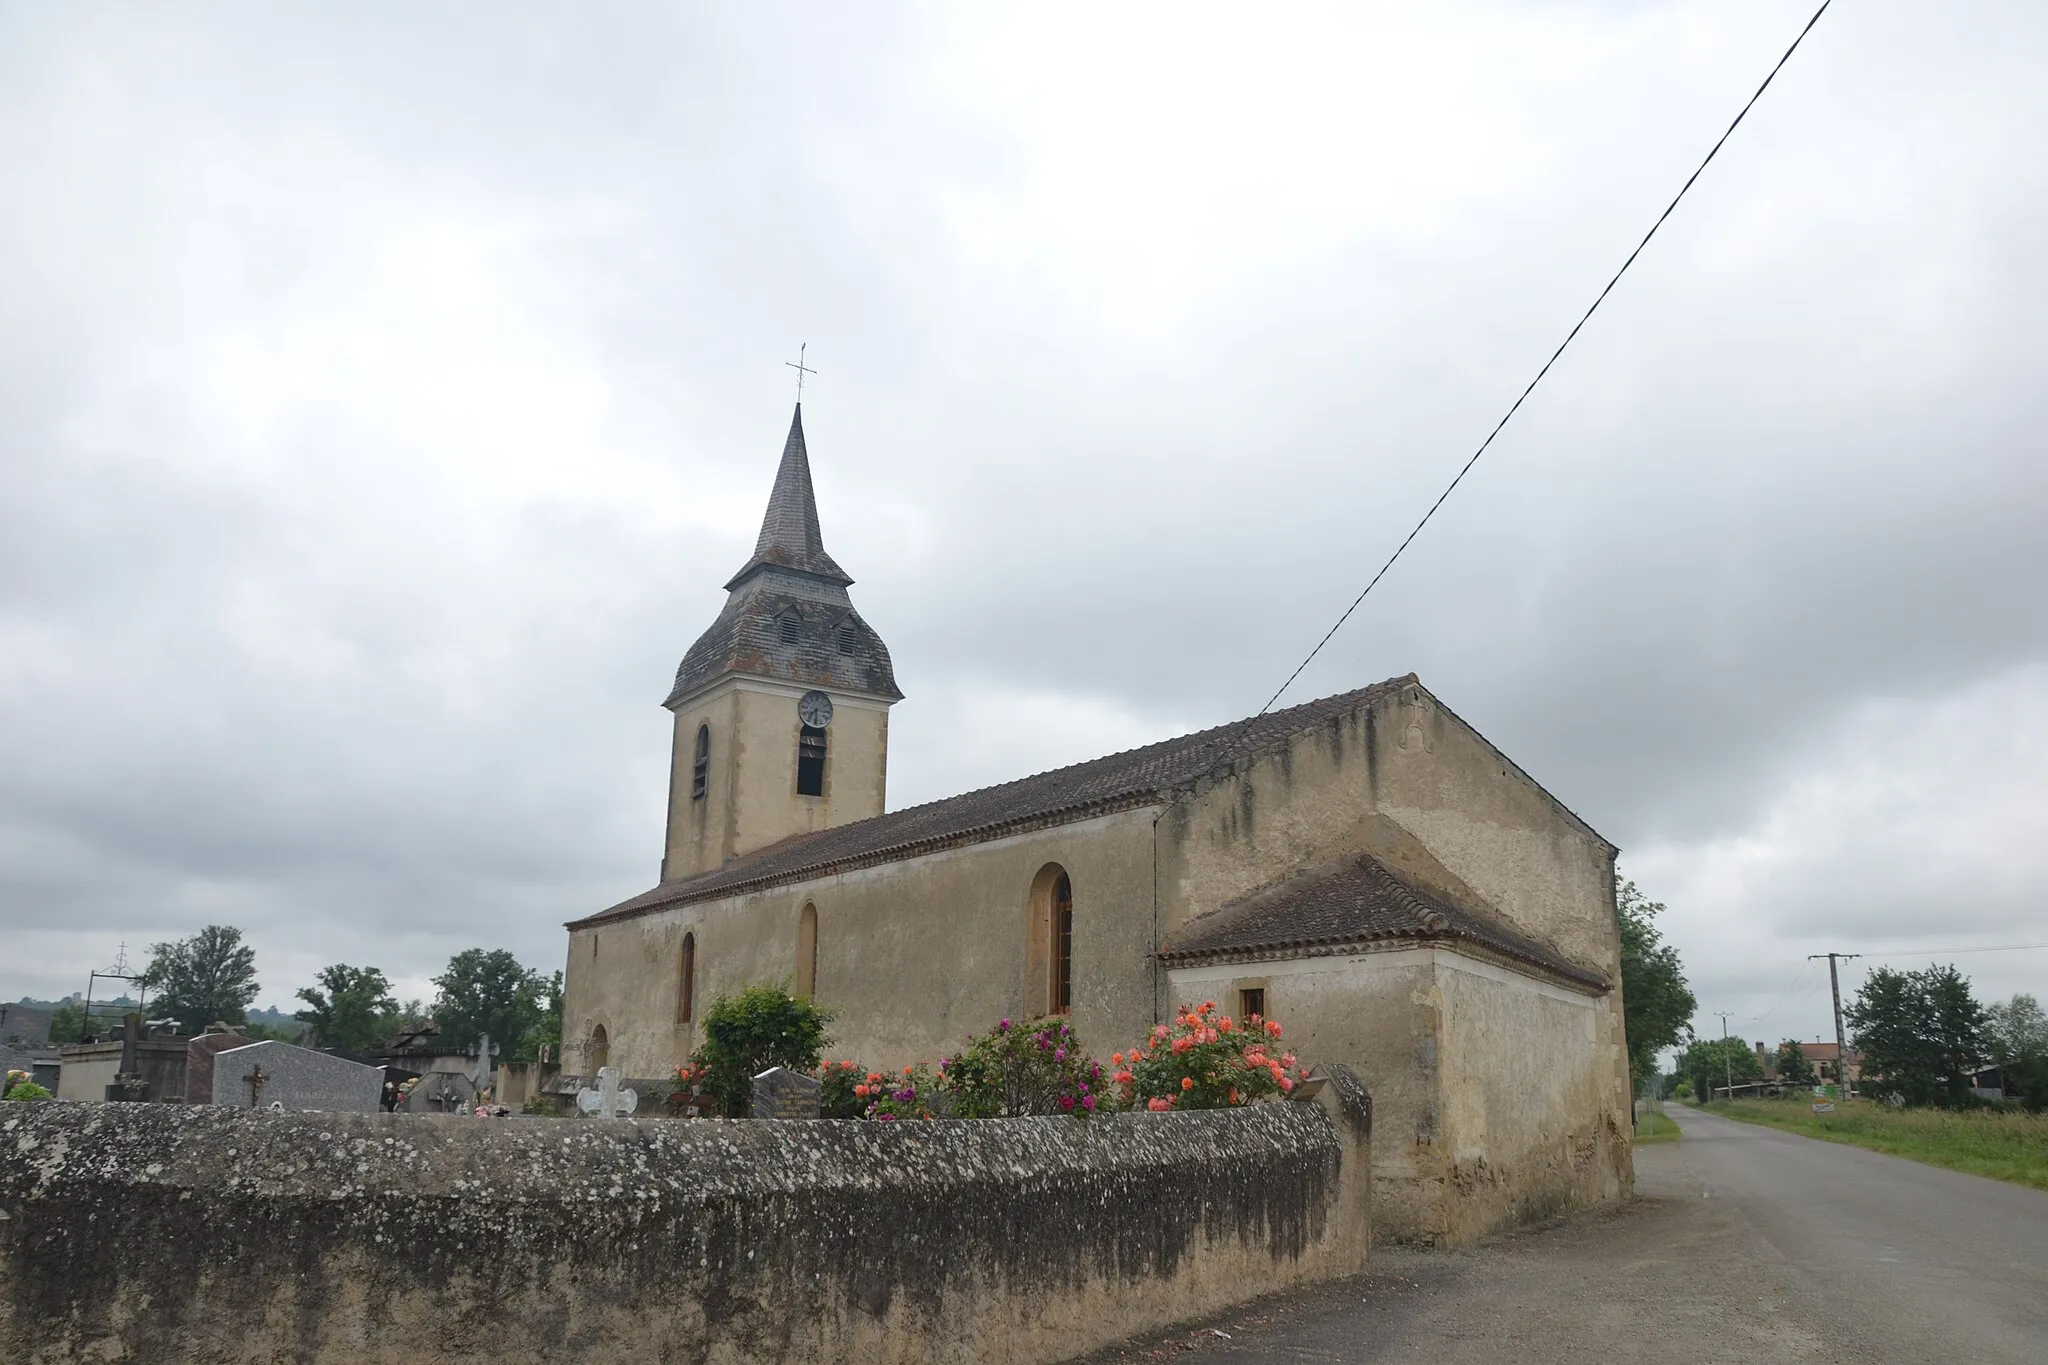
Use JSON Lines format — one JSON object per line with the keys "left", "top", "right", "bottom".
{"left": 563, "top": 406, "right": 1634, "bottom": 1243}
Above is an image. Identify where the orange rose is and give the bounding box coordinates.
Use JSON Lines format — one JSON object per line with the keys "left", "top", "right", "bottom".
{"left": 1181, "top": 1076, "right": 1195, "bottom": 1091}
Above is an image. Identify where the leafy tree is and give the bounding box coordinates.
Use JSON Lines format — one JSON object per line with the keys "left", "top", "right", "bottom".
{"left": 138, "top": 925, "right": 259, "bottom": 1035}
{"left": 294, "top": 964, "right": 399, "bottom": 1053}
{"left": 528, "top": 971, "right": 563, "bottom": 1060}
{"left": 1679, "top": 1036, "right": 1762, "bottom": 1101}
{"left": 47, "top": 1002, "right": 86, "bottom": 1046}
{"left": 1616, "top": 877, "right": 1696, "bottom": 1092}
{"left": 688, "top": 983, "right": 833, "bottom": 1118}
{"left": 1774, "top": 1040, "right": 1816, "bottom": 1087}
{"left": 432, "top": 949, "right": 547, "bottom": 1061}
{"left": 1984, "top": 993, "right": 2048, "bottom": 1112}
{"left": 1847, "top": 964, "right": 1986, "bottom": 1109}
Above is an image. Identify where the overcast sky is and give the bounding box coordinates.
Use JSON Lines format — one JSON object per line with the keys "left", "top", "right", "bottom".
{"left": 3, "top": 2, "right": 2042, "bottom": 1054}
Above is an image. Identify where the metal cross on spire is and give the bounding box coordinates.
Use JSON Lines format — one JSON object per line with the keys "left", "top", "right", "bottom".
{"left": 785, "top": 343, "right": 817, "bottom": 401}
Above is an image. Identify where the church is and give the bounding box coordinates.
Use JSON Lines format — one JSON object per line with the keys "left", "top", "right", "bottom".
{"left": 562, "top": 405, "right": 1634, "bottom": 1244}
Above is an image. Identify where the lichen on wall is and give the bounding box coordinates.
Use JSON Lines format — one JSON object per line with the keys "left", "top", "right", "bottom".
{"left": 1, "top": 1084, "right": 1370, "bottom": 1365}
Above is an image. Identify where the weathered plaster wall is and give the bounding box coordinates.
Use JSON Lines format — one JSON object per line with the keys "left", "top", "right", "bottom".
{"left": 1169, "top": 948, "right": 1623, "bottom": 1245}
{"left": 1433, "top": 957, "right": 1629, "bottom": 1242}
{"left": 662, "top": 677, "right": 892, "bottom": 882}
{"left": 568, "top": 811, "right": 1160, "bottom": 1079}
{"left": 0, "top": 1080, "right": 1370, "bottom": 1365}
{"left": 53, "top": 1040, "right": 188, "bottom": 1103}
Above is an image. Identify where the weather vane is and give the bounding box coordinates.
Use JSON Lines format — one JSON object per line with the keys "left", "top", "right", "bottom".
{"left": 786, "top": 343, "right": 817, "bottom": 401}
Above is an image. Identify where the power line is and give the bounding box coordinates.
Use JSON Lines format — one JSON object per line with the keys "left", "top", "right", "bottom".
{"left": 1857, "top": 942, "right": 2048, "bottom": 957}
{"left": 1251, "top": 0, "right": 1835, "bottom": 720}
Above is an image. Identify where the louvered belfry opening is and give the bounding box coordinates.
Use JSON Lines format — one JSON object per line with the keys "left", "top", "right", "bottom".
{"left": 797, "top": 724, "right": 828, "bottom": 796}
{"left": 691, "top": 725, "right": 710, "bottom": 799}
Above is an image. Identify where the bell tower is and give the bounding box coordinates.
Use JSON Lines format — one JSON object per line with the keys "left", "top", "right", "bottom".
{"left": 659, "top": 404, "right": 902, "bottom": 881}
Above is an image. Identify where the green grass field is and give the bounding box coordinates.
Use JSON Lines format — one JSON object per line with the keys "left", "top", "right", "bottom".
{"left": 1694, "top": 1097, "right": 2048, "bottom": 1191}
{"left": 1633, "top": 1109, "right": 1681, "bottom": 1144}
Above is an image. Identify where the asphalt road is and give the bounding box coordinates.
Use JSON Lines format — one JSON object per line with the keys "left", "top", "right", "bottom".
{"left": 1073, "top": 1106, "right": 2048, "bottom": 1364}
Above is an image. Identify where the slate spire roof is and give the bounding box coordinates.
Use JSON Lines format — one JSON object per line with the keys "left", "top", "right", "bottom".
{"left": 665, "top": 404, "right": 901, "bottom": 708}
{"left": 724, "top": 404, "right": 851, "bottom": 589}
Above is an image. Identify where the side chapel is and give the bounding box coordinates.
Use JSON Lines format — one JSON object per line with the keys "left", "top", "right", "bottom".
{"left": 562, "top": 405, "right": 1634, "bottom": 1243}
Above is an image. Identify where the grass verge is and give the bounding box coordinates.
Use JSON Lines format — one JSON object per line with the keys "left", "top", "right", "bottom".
{"left": 1693, "top": 1097, "right": 2048, "bottom": 1191}
{"left": 1633, "top": 1110, "right": 1681, "bottom": 1144}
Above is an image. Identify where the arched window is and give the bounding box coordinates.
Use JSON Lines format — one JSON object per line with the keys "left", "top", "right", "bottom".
{"left": 691, "top": 724, "right": 710, "bottom": 799}
{"left": 588, "top": 1024, "right": 610, "bottom": 1073}
{"left": 796, "top": 904, "right": 818, "bottom": 999}
{"left": 678, "top": 931, "right": 696, "bottom": 1023}
{"left": 796, "top": 725, "right": 827, "bottom": 796}
{"left": 1030, "top": 864, "right": 1075, "bottom": 1016}
{"left": 1052, "top": 872, "right": 1074, "bottom": 1014}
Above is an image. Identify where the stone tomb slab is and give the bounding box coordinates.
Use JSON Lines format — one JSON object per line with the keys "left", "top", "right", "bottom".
{"left": 210, "top": 1040, "right": 383, "bottom": 1113}
{"left": 751, "top": 1066, "right": 821, "bottom": 1120}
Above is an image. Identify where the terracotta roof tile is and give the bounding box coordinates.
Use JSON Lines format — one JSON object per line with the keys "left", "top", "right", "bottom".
{"left": 572, "top": 675, "right": 1417, "bottom": 928}
{"left": 1157, "top": 851, "right": 1609, "bottom": 991}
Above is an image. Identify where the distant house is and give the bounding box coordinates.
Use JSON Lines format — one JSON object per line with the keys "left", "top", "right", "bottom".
{"left": 1968, "top": 1064, "right": 2017, "bottom": 1101}
{"left": 1799, "top": 1041, "right": 1862, "bottom": 1088}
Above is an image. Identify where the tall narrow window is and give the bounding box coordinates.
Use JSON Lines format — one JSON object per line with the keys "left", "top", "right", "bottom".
{"left": 588, "top": 1024, "right": 610, "bottom": 1073}
{"left": 796, "top": 725, "right": 827, "bottom": 796}
{"left": 691, "top": 724, "right": 710, "bottom": 799}
{"left": 1239, "top": 987, "right": 1266, "bottom": 1023}
{"left": 1052, "top": 872, "right": 1074, "bottom": 1015}
{"left": 678, "top": 932, "right": 696, "bottom": 1023}
{"left": 796, "top": 904, "right": 818, "bottom": 999}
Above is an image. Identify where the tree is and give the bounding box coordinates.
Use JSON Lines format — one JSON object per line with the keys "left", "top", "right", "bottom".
{"left": 1616, "top": 877, "right": 1697, "bottom": 1091}
{"left": 431, "top": 950, "right": 547, "bottom": 1060}
{"left": 1847, "top": 964, "right": 1987, "bottom": 1109}
{"left": 138, "top": 925, "right": 259, "bottom": 1035}
{"left": 528, "top": 970, "right": 563, "bottom": 1060}
{"left": 47, "top": 1002, "right": 86, "bottom": 1046}
{"left": 1774, "top": 1040, "right": 1816, "bottom": 1087}
{"left": 1678, "top": 1036, "right": 1762, "bottom": 1102}
{"left": 689, "top": 983, "right": 833, "bottom": 1118}
{"left": 294, "top": 964, "right": 399, "bottom": 1053}
{"left": 1984, "top": 993, "right": 2048, "bottom": 1112}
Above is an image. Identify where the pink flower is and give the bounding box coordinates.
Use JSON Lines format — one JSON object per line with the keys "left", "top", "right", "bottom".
{"left": 1147, "top": 1097, "right": 1174, "bottom": 1112}
{"left": 1082, "top": 1095, "right": 1097, "bottom": 1110}
{"left": 1059, "top": 1095, "right": 1076, "bottom": 1111}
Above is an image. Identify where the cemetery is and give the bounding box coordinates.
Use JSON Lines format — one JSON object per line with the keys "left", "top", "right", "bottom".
{"left": 0, "top": 1063, "right": 1372, "bottom": 1365}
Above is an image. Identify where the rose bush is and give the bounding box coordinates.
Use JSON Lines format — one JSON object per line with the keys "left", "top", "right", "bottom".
{"left": 819, "top": 1059, "right": 867, "bottom": 1118}
{"left": 857, "top": 1064, "right": 943, "bottom": 1121}
{"left": 938, "top": 1016, "right": 1107, "bottom": 1117}
{"left": 1112, "top": 1002, "right": 1308, "bottom": 1111}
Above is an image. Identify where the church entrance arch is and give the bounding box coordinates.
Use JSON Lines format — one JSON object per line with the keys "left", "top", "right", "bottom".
{"left": 1029, "top": 863, "right": 1074, "bottom": 1016}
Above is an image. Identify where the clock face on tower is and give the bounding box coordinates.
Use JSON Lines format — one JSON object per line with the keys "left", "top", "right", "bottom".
{"left": 798, "top": 690, "right": 834, "bottom": 729}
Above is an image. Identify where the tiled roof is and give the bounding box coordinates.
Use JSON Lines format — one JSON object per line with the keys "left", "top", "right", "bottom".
{"left": 1157, "top": 851, "right": 1609, "bottom": 991}
{"left": 571, "top": 675, "right": 1418, "bottom": 929}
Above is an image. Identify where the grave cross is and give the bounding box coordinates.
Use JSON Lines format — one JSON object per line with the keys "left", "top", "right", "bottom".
{"left": 243, "top": 1065, "right": 269, "bottom": 1108}
{"left": 576, "top": 1065, "right": 639, "bottom": 1119}
{"left": 470, "top": 1033, "right": 498, "bottom": 1095}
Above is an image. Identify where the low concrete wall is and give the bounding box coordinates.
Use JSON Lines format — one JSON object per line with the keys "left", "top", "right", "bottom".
{"left": 0, "top": 1070, "right": 1370, "bottom": 1365}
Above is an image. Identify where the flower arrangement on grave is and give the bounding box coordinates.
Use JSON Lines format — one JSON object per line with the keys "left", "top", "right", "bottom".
{"left": 1111, "top": 1003, "right": 1307, "bottom": 1111}
{"left": 818, "top": 1060, "right": 867, "bottom": 1119}
{"left": 857, "top": 1064, "right": 943, "bottom": 1122}
{"left": 938, "top": 1016, "right": 1107, "bottom": 1117}
{"left": 4, "top": 1076, "right": 52, "bottom": 1102}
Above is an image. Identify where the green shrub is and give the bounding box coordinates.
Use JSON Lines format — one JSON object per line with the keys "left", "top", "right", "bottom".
{"left": 938, "top": 1016, "right": 1106, "bottom": 1117}
{"left": 688, "top": 983, "right": 833, "bottom": 1118}
{"left": 4, "top": 1082, "right": 52, "bottom": 1102}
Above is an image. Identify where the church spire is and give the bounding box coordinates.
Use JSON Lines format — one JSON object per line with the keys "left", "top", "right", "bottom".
{"left": 724, "top": 404, "right": 852, "bottom": 589}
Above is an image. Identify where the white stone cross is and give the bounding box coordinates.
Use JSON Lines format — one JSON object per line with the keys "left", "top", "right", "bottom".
{"left": 470, "top": 1034, "right": 498, "bottom": 1095}
{"left": 576, "top": 1065, "right": 638, "bottom": 1119}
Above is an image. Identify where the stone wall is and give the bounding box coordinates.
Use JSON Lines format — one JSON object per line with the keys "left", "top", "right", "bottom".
{"left": 0, "top": 1073, "right": 1370, "bottom": 1365}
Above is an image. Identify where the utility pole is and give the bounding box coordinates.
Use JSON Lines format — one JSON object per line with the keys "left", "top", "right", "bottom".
{"left": 1808, "top": 953, "right": 1860, "bottom": 1102}
{"left": 1715, "top": 1011, "right": 1735, "bottom": 1101}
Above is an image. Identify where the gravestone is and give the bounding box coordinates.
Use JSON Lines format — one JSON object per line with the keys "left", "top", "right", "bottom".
{"left": 469, "top": 1034, "right": 498, "bottom": 1097}
{"left": 184, "top": 1025, "right": 254, "bottom": 1106}
{"left": 751, "top": 1066, "right": 822, "bottom": 1120}
{"left": 576, "top": 1066, "right": 638, "bottom": 1119}
{"left": 209, "top": 1040, "right": 382, "bottom": 1113}
{"left": 402, "top": 1071, "right": 477, "bottom": 1114}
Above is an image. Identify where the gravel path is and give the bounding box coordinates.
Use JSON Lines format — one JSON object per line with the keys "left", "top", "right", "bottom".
{"left": 1068, "top": 1106, "right": 2048, "bottom": 1364}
